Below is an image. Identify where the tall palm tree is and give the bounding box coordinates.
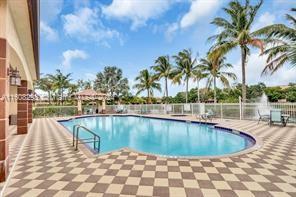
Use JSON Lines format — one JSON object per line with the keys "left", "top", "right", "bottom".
{"left": 209, "top": 0, "right": 264, "bottom": 103}
{"left": 192, "top": 69, "right": 206, "bottom": 103}
{"left": 199, "top": 57, "right": 237, "bottom": 103}
{"left": 34, "top": 76, "right": 54, "bottom": 104}
{"left": 48, "top": 69, "right": 72, "bottom": 105}
{"left": 255, "top": 8, "right": 296, "bottom": 75}
{"left": 133, "top": 69, "right": 161, "bottom": 104}
{"left": 172, "top": 49, "right": 198, "bottom": 103}
{"left": 151, "top": 55, "right": 173, "bottom": 103}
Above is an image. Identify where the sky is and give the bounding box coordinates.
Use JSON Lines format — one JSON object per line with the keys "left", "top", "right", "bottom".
{"left": 40, "top": 0, "right": 296, "bottom": 97}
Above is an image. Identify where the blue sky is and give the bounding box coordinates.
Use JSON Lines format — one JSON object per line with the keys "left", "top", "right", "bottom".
{"left": 40, "top": 0, "right": 296, "bottom": 96}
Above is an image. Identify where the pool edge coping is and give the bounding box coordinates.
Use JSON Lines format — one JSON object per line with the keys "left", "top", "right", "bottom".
{"left": 56, "top": 114, "right": 263, "bottom": 160}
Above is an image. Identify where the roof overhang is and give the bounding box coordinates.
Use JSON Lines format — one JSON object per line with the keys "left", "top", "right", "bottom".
{"left": 8, "top": 0, "right": 40, "bottom": 80}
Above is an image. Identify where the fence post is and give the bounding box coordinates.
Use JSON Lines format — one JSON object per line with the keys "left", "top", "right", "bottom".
{"left": 191, "top": 103, "right": 193, "bottom": 116}
{"left": 220, "top": 103, "right": 223, "bottom": 119}
{"left": 182, "top": 104, "right": 184, "bottom": 115}
{"left": 239, "top": 96, "right": 242, "bottom": 120}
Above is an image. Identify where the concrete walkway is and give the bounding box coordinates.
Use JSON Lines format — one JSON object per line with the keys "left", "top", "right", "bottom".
{"left": 1, "top": 117, "right": 296, "bottom": 197}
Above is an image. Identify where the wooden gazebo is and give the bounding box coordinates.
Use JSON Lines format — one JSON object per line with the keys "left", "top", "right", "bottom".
{"left": 73, "top": 89, "right": 107, "bottom": 115}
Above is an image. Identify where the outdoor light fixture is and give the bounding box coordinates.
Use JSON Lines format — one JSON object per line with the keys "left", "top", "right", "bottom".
{"left": 8, "top": 66, "right": 21, "bottom": 86}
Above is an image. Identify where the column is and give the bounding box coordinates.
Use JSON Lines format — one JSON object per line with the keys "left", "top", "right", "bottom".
{"left": 28, "top": 90, "right": 32, "bottom": 123}
{"left": 0, "top": 38, "right": 9, "bottom": 181}
{"left": 77, "top": 99, "right": 82, "bottom": 115}
{"left": 102, "top": 99, "right": 106, "bottom": 114}
{"left": 17, "top": 80, "right": 28, "bottom": 134}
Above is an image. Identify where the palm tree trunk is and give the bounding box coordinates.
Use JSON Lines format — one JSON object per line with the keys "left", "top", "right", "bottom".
{"left": 61, "top": 88, "right": 64, "bottom": 106}
{"left": 165, "top": 77, "right": 168, "bottom": 104}
{"left": 48, "top": 91, "right": 51, "bottom": 105}
{"left": 185, "top": 78, "right": 189, "bottom": 103}
{"left": 213, "top": 77, "right": 217, "bottom": 103}
{"left": 197, "top": 80, "right": 200, "bottom": 103}
{"left": 241, "top": 47, "right": 247, "bottom": 103}
{"left": 147, "top": 89, "right": 150, "bottom": 104}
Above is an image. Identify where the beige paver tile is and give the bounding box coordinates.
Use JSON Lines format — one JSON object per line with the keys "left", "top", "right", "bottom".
{"left": 201, "top": 189, "right": 220, "bottom": 197}
{"left": 183, "top": 179, "right": 199, "bottom": 188}
{"left": 126, "top": 177, "right": 141, "bottom": 185}
{"left": 234, "top": 190, "right": 255, "bottom": 197}
{"left": 275, "top": 183, "right": 296, "bottom": 192}
{"left": 154, "top": 178, "right": 169, "bottom": 187}
{"left": 243, "top": 182, "right": 266, "bottom": 191}
{"left": 137, "top": 186, "right": 153, "bottom": 196}
{"left": 53, "top": 190, "right": 73, "bottom": 197}
{"left": 76, "top": 183, "right": 96, "bottom": 192}
{"left": 169, "top": 187, "right": 186, "bottom": 197}
{"left": 212, "top": 181, "right": 231, "bottom": 190}
{"left": 49, "top": 181, "right": 69, "bottom": 190}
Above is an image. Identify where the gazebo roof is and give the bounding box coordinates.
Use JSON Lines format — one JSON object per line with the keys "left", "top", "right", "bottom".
{"left": 74, "top": 89, "right": 107, "bottom": 100}
{"left": 74, "top": 89, "right": 106, "bottom": 97}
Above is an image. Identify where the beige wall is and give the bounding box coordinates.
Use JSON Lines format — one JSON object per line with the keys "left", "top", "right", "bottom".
{"left": 9, "top": 86, "right": 17, "bottom": 115}
{"left": 0, "top": 1, "right": 7, "bottom": 38}
{"left": 0, "top": 0, "right": 36, "bottom": 89}
{"left": 7, "top": 6, "right": 33, "bottom": 88}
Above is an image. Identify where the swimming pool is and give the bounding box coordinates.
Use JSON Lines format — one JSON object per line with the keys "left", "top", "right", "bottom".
{"left": 59, "top": 115, "right": 255, "bottom": 157}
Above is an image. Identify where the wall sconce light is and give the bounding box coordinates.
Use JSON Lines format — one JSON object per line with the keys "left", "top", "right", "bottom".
{"left": 8, "top": 66, "right": 21, "bottom": 86}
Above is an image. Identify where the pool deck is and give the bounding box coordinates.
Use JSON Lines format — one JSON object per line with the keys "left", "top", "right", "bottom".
{"left": 1, "top": 115, "right": 296, "bottom": 197}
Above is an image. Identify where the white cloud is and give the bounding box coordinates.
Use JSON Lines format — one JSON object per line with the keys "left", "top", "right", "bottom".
{"left": 40, "top": 21, "right": 58, "bottom": 41}
{"left": 41, "top": 0, "right": 64, "bottom": 22}
{"left": 180, "top": 0, "right": 221, "bottom": 29}
{"left": 62, "top": 7, "right": 122, "bottom": 45}
{"left": 164, "top": 0, "right": 221, "bottom": 42}
{"left": 165, "top": 23, "right": 179, "bottom": 42}
{"left": 231, "top": 52, "right": 296, "bottom": 86}
{"left": 85, "top": 73, "right": 96, "bottom": 81}
{"left": 252, "top": 12, "right": 276, "bottom": 31}
{"left": 62, "top": 49, "right": 88, "bottom": 69}
{"left": 102, "top": 0, "right": 172, "bottom": 30}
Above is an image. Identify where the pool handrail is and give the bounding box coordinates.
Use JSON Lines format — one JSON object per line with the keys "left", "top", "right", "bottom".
{"left": 72, "top": 124, "right": 101, "bottom": 152}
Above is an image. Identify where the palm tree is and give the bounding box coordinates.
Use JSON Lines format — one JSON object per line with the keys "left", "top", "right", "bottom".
{"left": 94, "top": 66, "right": 129, "bottom": 100}
{"left": 34, "top": 76, "right": 54, "bottom": 104}
{"left": 192, "top": 69, "right": 206, "bottom": 103}
{"left": 255, "top": 8, "right": 296, "bottom": 75}
{"left": 209, "top": 0, "right": 264, "bottom": 103}
{"left": 133, "top": 69, "right": 161, "bottom": 104}
{"left": 68, "top": 83, "right": 79, "bottom": 96}
{"left": 151, "top": 56, "right": 173, "bottom": 103}
{"left": 199, "top": 57, "right": 237, "bottom": 103}
{"left": 48, "top": 69, "right": 72, "bottom": 105}
{"left": 77, "top": 79, "right": 92, "bottom": 90}
{"left": 172, "top": 49, "right": 198, "bottom": 103}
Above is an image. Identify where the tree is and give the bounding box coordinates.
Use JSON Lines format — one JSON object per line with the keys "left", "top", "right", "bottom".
{"left": 77, "top": 79, "right": 92, "bottom": 90}
{"left": 199, "top": 57, "right": 237, "bottom": 103}
{"left": 133, "top": 69, "right": 161, "bottom": 104}
{"left": 247, "top": 82, "right": 266, "bottom": 101}
{"left": 172, "top": 49, "right": 198, "bottom": 103}
{"left": 34, "top": 76, "right": 54, "bottom": 104}
{"left": 94, "top": 66, "right": 129, "bottom": 100}
{"left": 209, "top": 0, "right": 264, "bottom": 103}
{"left": 192, "top": 68, "right": 206, "bottom": 103}
{"left": 151, "top": 55, "right": 174, "bottom": 103}
{"left": 48, "top": 69, "right": 72, "bottom": 105}
{"left": 255, "top": 8, "right": 296, "bottom": 74}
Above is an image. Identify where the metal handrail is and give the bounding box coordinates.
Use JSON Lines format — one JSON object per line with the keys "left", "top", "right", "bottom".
{"left": 72, "top": 124, "right": 101, "bottom": 152}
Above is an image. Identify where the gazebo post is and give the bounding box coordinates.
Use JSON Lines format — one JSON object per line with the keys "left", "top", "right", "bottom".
{"left": 74, "top": 89, "right": 107, "bottom": 115}
{"left": 102, "top": 99, "right": 106, "bottom": 114}
{"left": 77, "top": 99, "right": 82, "bottom": 115}
{"left": 96, "top": 100, "right": 99, "bottom": 114}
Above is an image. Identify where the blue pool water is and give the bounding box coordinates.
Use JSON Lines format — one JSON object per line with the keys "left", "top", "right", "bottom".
{"left": 59, "top": 116, "right": 255, "bottom": 157}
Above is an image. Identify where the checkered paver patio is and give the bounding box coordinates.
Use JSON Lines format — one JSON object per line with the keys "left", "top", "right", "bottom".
{"left": 1, "top": 117, "right": 296, "bottom": 197}
{"left": 0, "top": 126, "right": 26, "bottom": 192}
